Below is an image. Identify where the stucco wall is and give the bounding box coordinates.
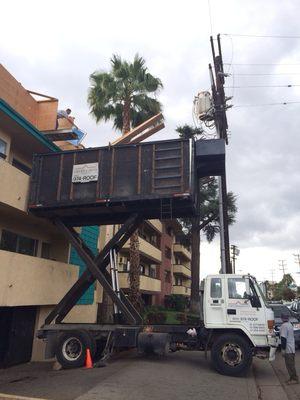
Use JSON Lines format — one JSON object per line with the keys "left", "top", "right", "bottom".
{"left": 0, "top": 250, "right": 79, "bottom": 306}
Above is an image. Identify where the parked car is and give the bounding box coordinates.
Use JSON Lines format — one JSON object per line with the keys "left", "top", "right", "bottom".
{"left": 290, "top": 299, "right": 300, "bottom": 320}
{"left": 269, "top": 304, "right": 300, "bottom": 349}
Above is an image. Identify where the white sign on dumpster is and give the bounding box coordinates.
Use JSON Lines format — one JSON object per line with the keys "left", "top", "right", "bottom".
{"left": 72, "top": 163, "right": 99, "bottom": 183}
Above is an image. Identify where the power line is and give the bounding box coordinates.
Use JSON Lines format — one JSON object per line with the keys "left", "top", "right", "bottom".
{"left": 234, "top": 101, "right": 300, "bottom": 108}
{"left": 225, "top": 84, "right": 300, "bottom": 88}
{"left": 234, "top": 72, "right": 300, "bottom": 76}
{"left": 222, "top": 33, "right": 300, "bottom": 39}
{"left": 224, "top": 63, "right": 300, "bottom": 66}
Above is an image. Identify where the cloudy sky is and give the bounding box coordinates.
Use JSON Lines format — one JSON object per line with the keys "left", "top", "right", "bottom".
{"left": 2, "top": 0, "right": 300, "bottom": 283}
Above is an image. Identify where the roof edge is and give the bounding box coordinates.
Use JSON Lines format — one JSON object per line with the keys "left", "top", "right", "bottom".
{"left": 0, "top": 98, "right": 61, "bottom": 152}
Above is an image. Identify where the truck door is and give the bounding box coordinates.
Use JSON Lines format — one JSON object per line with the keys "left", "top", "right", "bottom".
{"left": 205, "top": 276, "right": 226, "bottom": 326}
{"left": 225, "top": 277, "right": 266, "bottom": 335}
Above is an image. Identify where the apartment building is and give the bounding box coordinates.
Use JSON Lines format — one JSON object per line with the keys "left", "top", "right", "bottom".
{"left": 99, "top": 220, "right": 162, "bottom": 307}
{"left": 172, "top": 236, "right": 192, "bottom": 297}
{"left": 0, "top": 65, "right": 99, "bottom": 367}
{"left": 99, "top": 219, "right": 191, "bottom": 308}
{"left": 163, "top": 220, "right": 192, "bottom": 299}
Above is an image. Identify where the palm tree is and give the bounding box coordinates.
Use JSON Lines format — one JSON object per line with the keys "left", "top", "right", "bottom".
{"left": 88, "top": 54, "right": 163, "bottom": 134}
{"left": 88, "top": 54, "right": 163, "bottom": 310}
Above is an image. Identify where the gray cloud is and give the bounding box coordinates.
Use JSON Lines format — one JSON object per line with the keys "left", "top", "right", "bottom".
{"left": 2, "top": 0, "right": 300, "bottom": 279}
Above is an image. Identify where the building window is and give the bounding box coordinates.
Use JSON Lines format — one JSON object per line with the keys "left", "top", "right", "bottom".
{"left": 149, "top": 266, "right": 157, "bottom": 278}
{"left": 0, "top": 138, "right": 7, "bottom": 159}
{"left": 41, "top": 242, "right": 51, "bottom": 259}
{"left": 140, "top": 264, "right": 146, "bottom": 275}
{"left": 12, "top": 158, "right": 32, "bottom": 175}
{"left": 165, "top": 246, "right": 171, "bottom": 259}
{"left": 0, "top": 230, "right": 37, "bottom": 256}
{"left": 165, "top": 270, "right": 171, "bottom": 283}
{"left": 175, "top": 276, "right": 183, "bottom": 286}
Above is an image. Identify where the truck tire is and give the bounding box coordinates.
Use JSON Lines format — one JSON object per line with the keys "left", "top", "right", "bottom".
{"left": 211, "top": 333, "right": 253, "bottom": 376}
{"left": 55, "top": 331, "right": 96, "bottom": 369}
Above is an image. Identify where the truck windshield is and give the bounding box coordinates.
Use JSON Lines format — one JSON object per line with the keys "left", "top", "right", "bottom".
{"left": 252, "top": 278, "right": 269, "bottom": 307}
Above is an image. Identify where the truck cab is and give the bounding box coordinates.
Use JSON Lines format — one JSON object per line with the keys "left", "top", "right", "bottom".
{"left": 202, "top": 274, "right": 276, "bottom": 375}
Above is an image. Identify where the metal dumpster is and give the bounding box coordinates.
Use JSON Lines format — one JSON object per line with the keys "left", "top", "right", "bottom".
{"left": 29, "top": 138, "right": 196, "bottom": 226}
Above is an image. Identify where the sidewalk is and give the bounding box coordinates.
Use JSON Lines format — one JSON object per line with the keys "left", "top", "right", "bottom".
{"left": 271, "top": 354, "right": 300, "bottom": 400}
{"left": 253, "top": 359, "right": 289, "bottom": 400}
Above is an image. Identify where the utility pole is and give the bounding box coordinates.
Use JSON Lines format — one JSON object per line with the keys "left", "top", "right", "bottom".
{"left": 278, "top": 260, "right": 287, "bottom": 277}
{"left": 209, "top": 34, "right": 232, "bottom": 273}
{"left": 230, "top": 245, "right": 240, "bottom": 274}
{"left": 269, "top": 268, "right": 276, "bottom": 283}
{"left": 293, "top": 253, "right": 300, "bottom": 273}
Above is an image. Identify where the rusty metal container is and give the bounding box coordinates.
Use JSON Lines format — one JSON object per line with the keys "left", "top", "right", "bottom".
{"left": 29, "top": 139, "right": 196, "bottom": 226}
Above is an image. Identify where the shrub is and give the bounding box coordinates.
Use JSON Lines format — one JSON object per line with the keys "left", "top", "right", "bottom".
{"left": 164, "top": 295, "right": 188, "bottom": 312}
{"left": 145, "top": 311, "right": 167, "bottom": 324}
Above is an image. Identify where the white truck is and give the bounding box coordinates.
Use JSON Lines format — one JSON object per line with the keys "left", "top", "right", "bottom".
{"left": 38, "top": 273, "right": 276, "bottom": 377}
{"left": 31, "top": 138, "right": 276, "bottom": 376}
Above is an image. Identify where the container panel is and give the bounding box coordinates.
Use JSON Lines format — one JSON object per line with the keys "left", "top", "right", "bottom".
{"left": 59, "top": 153, "right": 75, "bottom": 202}
{"left": 112, "top": 146, "right": 138, "bottom": 198}
{"left": 182, "top": 140, "right": 191, "bottom": 192}
{"left": 153, "top": 142, "right": 183, "bottom": 194}
{"left": 98, "top": 148, "right": 112, "bottom": 199}
{"left": 29, "top": 139, "right": 196, "bottom": 225}
{"left": 38, "top": 155, "right": 61, "bottom": 205}
{"left": 72, "top": 149, "right": 99, "bottom": 201}
{"left": 140, "top": 144, "right": 153, "bottom": 195}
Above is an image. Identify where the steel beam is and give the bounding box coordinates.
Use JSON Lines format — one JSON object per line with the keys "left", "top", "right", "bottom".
{"left": 44, "top": 214, "right": 142, "bottom": 325}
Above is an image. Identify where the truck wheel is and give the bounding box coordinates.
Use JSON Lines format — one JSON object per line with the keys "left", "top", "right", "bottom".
{"left": 211, "top": 334, "right": 253, "bottom": 376}
{"left": 55, "top": 331, "right": 96, "bottom": 369}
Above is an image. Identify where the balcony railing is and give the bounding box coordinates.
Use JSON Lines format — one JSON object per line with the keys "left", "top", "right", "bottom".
{"left": 173, "top": 243, "right": 191, "bottom": 260}
{"left": 0, "top": 160, "right": 30, "bottom": 211}
{"left": 118, "top": 272, "right": 161, "bottom": 292}
{"left": 123, "top": 236, "right": 162, "bottom": 263}
{"left": 173, "top": 264, "right": 191, "bottom": 278}
{"left": 0, "top": 250, "right": 79, "bottom": 306}
{"left": 173, "top": 285, "right": 191, "bottom": 296}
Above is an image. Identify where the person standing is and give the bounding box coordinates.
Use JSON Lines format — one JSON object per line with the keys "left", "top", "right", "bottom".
{"left": 280, "top": 313, "right": 299, "bottom": 384}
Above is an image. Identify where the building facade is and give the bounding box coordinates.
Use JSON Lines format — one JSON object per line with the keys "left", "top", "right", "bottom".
{"left": 0, "top": 65, "right": 100, "bottom": 367}
{"left": 99, "top": 219, "right": 191, "bottom": 308}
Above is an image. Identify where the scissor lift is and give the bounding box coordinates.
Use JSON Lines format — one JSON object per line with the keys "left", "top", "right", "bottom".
{"left": 32, "top": 138, "right": 226, "bottom": 368}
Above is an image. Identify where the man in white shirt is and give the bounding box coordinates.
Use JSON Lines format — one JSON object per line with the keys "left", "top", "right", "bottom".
{"left": 280, "top": 313, "right": 299, "bottom": 384}
{"left": 56, "top": 108, "right": 76, "bottom": 129}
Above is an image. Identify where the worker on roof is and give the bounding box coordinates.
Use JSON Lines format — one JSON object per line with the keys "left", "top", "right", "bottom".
{"left": 56, "top": 108, "right": 77, "bottom": 129}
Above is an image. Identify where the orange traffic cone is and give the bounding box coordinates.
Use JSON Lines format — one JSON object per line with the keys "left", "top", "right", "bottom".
{"left": 85, "top": 348, "right": 93, "bottom": 369}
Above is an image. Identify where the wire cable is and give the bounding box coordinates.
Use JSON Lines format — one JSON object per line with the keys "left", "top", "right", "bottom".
{"left": 233, "top": 72, "right": 300, "bottom": 76}
{"left": 222, "top": 33, "right": 300, "bottom": 39}
{"left": 233, "top": 101, "right": 300, "bottom": 108}
{"left": 224, "top": 63, "right": 300, "bottom": 66}
{"left": 225, "top": 84, "right": 300, "bottom": 88}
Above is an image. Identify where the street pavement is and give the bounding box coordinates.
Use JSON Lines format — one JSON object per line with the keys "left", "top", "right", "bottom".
{"left": 0, "top": 350, "right": 297, "bottom": 400}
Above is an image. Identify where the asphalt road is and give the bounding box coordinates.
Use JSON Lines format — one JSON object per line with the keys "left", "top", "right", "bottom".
{"left": 0, "top": 351, "right": 258, "bottom": 400}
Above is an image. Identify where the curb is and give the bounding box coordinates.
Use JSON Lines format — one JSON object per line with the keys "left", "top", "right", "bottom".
{"left": 0, "top": 394, "right": 47, "bottom": 400}
{"left": 252, "top": 359, "right": 289, "bottom": 400}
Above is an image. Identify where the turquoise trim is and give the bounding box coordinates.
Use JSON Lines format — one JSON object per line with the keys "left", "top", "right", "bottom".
{"left": 0, "top": 98, "right": 60, "bottom": 152}
{"left": 70, "top": 226, "right": 100, "bottom": 305}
